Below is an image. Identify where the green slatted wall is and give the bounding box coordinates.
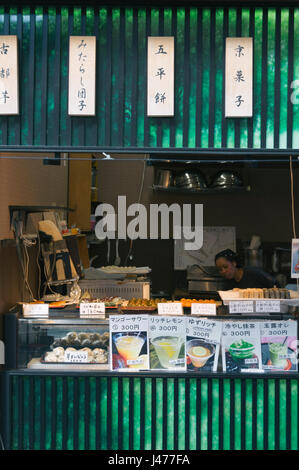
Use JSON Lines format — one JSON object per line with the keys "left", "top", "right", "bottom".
{"left": 1, "top": 5, "right": 299, "bottom": 152}
{"left": 6, "top": 374, "right": 299, "bottom": 450}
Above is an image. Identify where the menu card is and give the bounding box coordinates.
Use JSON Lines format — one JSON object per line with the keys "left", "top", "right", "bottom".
{"left": 109, "top": 315, "right": 149, "bottom": 371}
{"left": 149, "top": 316, "right": 186, "bottom": 371}
{"left": 221, "top": 321, "right": 262, "bottom": 373}
{"left": 186, "top": 318, "right": 222, "bottom": 372}
{"left": 260, "top": 319, "right": 297, "bottom": 372}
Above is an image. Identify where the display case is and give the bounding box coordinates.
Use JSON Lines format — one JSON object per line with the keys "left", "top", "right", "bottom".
{"left": 4, "top": 312, "right": 109, "bottom": 370}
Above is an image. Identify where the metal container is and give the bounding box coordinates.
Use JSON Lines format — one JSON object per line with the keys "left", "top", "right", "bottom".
{"left": 174, "top": 171, "right": 207, "bottom": 189}
{"left": 244, "top": 248, "right": 263, "bottom": 268}
{"left": 210, "top": 171, "right": 243, "bottom": 189}
{"left": 154, "top": 169, "right": 173, "bottom": 188}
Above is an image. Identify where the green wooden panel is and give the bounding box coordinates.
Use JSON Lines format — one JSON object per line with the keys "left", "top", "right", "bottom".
{"left": 0, "top": 6, "right": 298, "bottom": 151}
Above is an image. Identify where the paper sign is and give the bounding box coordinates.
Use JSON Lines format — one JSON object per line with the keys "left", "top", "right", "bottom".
{"left": 23, "top": 303, "right": 49, "bottom": 317}
{"left": 149, "top": 316, "right": 186, "bottom": 371}
{"left": 221, "top": 320, "right": 262, "bottom": 373}
{"left": 256, "top": 300, "right": 280, "bottom": 313}
{"left": 191, "top": 303, "right": 217, "bottom": 316}
{"left": 260, "top": 319, "right": 297, "bottom": 372}
{"left": 64, "top": 350, "right": 89, "bottom": 363}
{"left": 80, "top": 302, "right": 105, "bottom": 316}
{"left": 225, "top": 37, "right": 253, "bottom": 117}
{"left": 147, "top": 36, "right": 174, "bottom": 116}
{"left": 68, "top": 36, "right": 96, "bottom": 116}
{"left": 109, "top": 315, "right": 149, "bottom": 371}
{"left": 0, "top": 35, "right": 19, "bottom": 115}
{"left": 186, "top": 317, "right": 222, "bottom": 372}
{"left": 158, "top": 302, "right": 183, "bottom": 315}
{"left": 229, "top": 301, "right": 254, "bottom": 314}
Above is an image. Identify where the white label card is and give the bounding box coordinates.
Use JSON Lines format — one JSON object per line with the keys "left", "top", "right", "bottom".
{"left": 256, "top": 300, "right": 280, "bottom": 313}
{"left": 64, "top": 350, "right": 89, "bottom": 363}
{"left": 191, "top": 303, "right": 217, "bottom": 316}
{"left": 229, "top": 301, "right": 254, "bottom": 314}
{"left": 80, "top": 302, "right": 105, "bottom": 316}
{"left": 23, "top": 303, "right": 49, "bottom": 317}
{"left": 157, "top": 302, "right": 183, "bottom": 315}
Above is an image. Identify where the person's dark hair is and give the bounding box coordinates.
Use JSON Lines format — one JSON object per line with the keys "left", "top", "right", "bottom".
{"left": 214, "top": 249, "right": 242, "bottom": 267}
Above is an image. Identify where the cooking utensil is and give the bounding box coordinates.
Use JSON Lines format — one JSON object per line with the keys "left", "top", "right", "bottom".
{"left": 114, "top": 238, "right": 121, "bottom": 266}
{"left": 210, "top": 171, "right": 243, "bottom": 188}
{"left": 174, "top": 171, "right": 207, "bottom": 190}
{"left": 154, "top": 169, "right": 173, "bottom": 188}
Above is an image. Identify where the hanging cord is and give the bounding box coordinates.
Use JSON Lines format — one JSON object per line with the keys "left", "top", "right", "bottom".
{"left": 124, "top": 156, "right": 148, "bottom": 265}
{"left": 289, "top": 156, "right": 299, "bottom": 291}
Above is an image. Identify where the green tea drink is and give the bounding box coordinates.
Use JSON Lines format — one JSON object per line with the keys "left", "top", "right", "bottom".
{"left": 115, "top": 335, "right": 144, "bottom": 361}
{"left": 269, "top": 342, "right": 288, "bottom": 368}
{"left": 151, "top": 336, "right": 182, "bottom": 368}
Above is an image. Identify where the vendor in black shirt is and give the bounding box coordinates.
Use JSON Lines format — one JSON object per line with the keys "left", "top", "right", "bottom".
{"left": 215, "top": 249, "right": 276, "bottom": 289}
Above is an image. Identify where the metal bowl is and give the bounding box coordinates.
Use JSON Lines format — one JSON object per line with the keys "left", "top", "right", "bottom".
{"left": 210, "top": 171, "right": 243, "bottom": 188}
{"left": 174, "top": 171, "right": 207, "bottom": 190}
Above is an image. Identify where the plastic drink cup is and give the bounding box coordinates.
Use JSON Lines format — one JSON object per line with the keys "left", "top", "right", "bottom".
{"left": 151, "top": 336, "right": 182, "bottom": 368}
{"left": 269, "top": 342, "right": 288, "bottom": 369}
{"left": 114, "top": 335, "right": 145, "bottom": 361}
{"left": 186, "top": 339, "right": 215, "bottom": 368}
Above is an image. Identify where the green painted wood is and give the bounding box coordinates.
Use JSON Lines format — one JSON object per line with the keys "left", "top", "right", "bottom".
{"left": 6, "top": 374, "right": 299, "bottom": 450}
{"left": 0, "top": 5, "right": 298, "bottom": 151}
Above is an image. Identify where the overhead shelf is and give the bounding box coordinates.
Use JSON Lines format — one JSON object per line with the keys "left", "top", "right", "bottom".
{"left": 151, "top": 185, "right": 251, "bottom": 194}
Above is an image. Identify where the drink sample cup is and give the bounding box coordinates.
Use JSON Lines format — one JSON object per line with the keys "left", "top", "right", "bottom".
{"left": 186, "top": 339, "right": 215, "bottom": 368}
{"left": 151, "top": 336, "right": 183, "bottom": 368}
{"left": 114, "top": 334, "right": 145, "bottom": 362}
{"left": 269, "top": 342, "right": 288, "bottom": 369}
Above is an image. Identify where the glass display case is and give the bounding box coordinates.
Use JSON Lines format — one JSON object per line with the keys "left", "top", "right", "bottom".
{"left": 4, "top": 312, "right": 110, "bottom": 369}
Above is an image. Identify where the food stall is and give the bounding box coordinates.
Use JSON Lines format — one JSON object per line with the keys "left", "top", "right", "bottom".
{"left": 1, "top": 1, "right": 299, "bottom": 454}
{"left": 1, "top": 280, "right": 299, "bottom": 451}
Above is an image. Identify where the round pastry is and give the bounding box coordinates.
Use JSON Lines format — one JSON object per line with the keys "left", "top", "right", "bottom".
{"left": 78, "top": 332, "right": 89, "bottom": 342}
{"left": 90, "top": 333, "right": 101, "bottom": 342}
{"left": 57, "top": 356, "right": 66, "bottom": 362}
{"left": 81, "top": 338, "right": 92, "bottom": 348}
{"left": 81, "top": 347, "right": 93, "bottom": 362}
{"left": 59, "top": 338, "right": 68, "bottom": 348}
{"left": 65, "top": 347, "right": 76, "bottom": 353}
{"left": 91, "top": 339, "right": 104, "bottom": 349}
{"left": 66, "top": 332, "right": 78, "bottom": 342}
{"left": 93, "top": 348, "right": 108, "bottom": 363}
{"left": 51, "top": 339, "right": 62, "bottom": 349}
{"left": 72, "top": 339, "right": 82, "bottom": 349}
{"left": 45, "top": 352, "right": 58, "bottom": 362}
{"left": 52, "top": 346, "right": 65, "bottom": 357}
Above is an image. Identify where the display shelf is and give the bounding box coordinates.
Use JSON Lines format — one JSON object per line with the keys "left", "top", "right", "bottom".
{"left": 151, "top": 184, "right": 251, "bottom": 194}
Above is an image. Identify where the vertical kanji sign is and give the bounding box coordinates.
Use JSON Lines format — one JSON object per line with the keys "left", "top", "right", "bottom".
{"left": 147, "top": 36, "right": 174, "bottom": 117}
{"left": 68, "top": 36, "right": 96, "bottom": 116}
{"left": 225, "top": 37, "right": 253, "bottom": 118}
{"left": 0, "top": 35, "right": 19, "bottom": 115}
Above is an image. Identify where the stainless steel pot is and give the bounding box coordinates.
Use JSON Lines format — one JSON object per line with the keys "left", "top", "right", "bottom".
{"left": 210, "top": 171, "right": 243, "bottom": 188}
{"left": 154, "top": 169, "right": 173, "bottom": 188}
{"left": 174, "top": 171, "right": 207, "bottom": 190}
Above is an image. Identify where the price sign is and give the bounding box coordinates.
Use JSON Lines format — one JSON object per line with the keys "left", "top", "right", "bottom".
{"left": 157, "top": 302, "right": 183, "bottom": 316}
{"left": 229, "top": 301, "right": 254, "bottom": 314}
{"left": 64, "top": 350, "right": 89, "bottom": 363}
{"left": 191, "top": 303, "right": 217, "bottom": 316}
{"left": 23, "top": 303, "right": 49, "bottom": 317}
{"left": 256, "top": 300, "right": 280, "bottom": 313}
{"left": 80, "top": 302, "right": 105, "bottom": 317}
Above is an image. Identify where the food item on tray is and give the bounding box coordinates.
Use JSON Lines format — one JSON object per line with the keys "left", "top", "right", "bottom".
{"left": 80, "top": 296, "right": 128, "bottom": 307}
{"left": 179, "top": 298, "right": 217, "bottom": 308}
{"left": 50, "top": 331, "right": 109, "bottom": 352}
{"left": 232, "top": 287, "right": 291, "bottom": 299}
{"left": 100, "top": 265, "right": 137, "bottom": 271}
{"left": 44, "top": 345, "right": 108, "bottom": 364}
